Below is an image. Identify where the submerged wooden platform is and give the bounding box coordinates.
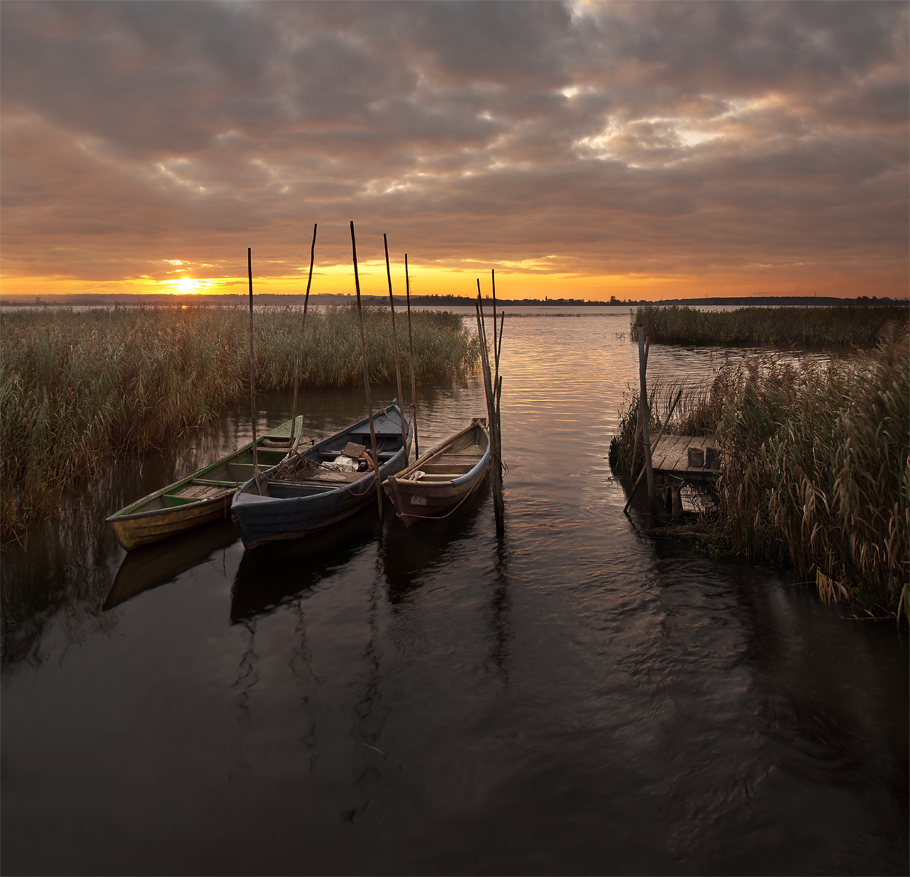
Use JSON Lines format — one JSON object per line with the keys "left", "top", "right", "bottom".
{"left": 650, "top": 435, "right": 720, "bottom": 480}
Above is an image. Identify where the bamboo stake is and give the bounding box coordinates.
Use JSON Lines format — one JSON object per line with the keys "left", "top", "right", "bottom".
{"left": 404, "top": 254, "right": 419, "bottom": 458}
{"left": 623, "top": 388, "right": 682, "bottom": 516}
{"left": 291, "top": 223, "right": 317, "bottom": 453}
{"left": 247, "top": 247, "right": 258, "bottom": 475}
{"left": 384, "top": 234, "right": 408, "bottom": 460}
{"left": 638, "top": 325, "right": 655, "bottom": 515}
{"left": 350, "top": 221, "right": 383, "bottom": 520}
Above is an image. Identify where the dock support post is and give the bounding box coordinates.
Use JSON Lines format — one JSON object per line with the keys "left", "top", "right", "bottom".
{"left": 623, "top": 388, "right": 681, "bottom": 517}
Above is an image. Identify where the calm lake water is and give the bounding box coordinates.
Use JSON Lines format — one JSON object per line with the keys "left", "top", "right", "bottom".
{"left": 2, "top": 308, "right": 907, "bottom": 876}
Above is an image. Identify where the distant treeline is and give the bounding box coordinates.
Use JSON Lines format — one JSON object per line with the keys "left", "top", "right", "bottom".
{"left": 4, "top": 293, "right": 908, "bottom": 308}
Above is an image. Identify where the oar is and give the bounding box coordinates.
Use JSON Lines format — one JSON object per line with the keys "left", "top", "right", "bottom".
{"left": 412, "top": 442, "right": 453, "bottom": 469}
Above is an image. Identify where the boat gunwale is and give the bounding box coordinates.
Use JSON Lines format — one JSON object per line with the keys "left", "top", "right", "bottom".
{"left": 231, "top": 403, "right": 411, "bottom": 525}
{"left": 391, "top": 421, "right": 490, "bottom": 492}
{"left": 105, "top": 420, "right": 301, "bottom": 523}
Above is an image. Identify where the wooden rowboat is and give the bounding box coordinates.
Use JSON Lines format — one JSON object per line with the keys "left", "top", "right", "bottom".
{"left": 231, "top": 403, "right": 411, "bottom": 550}
{"left": 383, "top": 418, "right": 490, "bottom": 526}
{"left": 106, "top": 418, "right": 302, "bottom": 551}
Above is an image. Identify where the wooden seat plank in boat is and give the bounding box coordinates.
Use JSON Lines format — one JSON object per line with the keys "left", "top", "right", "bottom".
{"left": 383, "top": 419, "right": 491, "bottom": 526}
{"left": 106, "top": 416, "right": 304, "bottom": 551}
{"left": 231, "top": 403, "right": 411, "bottom": 549}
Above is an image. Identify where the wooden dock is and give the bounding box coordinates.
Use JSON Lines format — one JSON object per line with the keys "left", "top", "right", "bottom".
{"left": 650, "top": 435, "right": 720, "bottom": 480}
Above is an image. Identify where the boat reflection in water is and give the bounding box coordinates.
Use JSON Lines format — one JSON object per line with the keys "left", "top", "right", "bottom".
{"left": 381, "top": 485, "right": 491, "bottom": 606}
{"left": 230, "top": 508, "right": 379, "bottom": 624}
{"left": 103, "top": 518, "right": 239, "bottom": 611}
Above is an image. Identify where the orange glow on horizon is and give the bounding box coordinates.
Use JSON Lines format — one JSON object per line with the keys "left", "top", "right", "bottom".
{"left": 2, "top": 263, "right": 906, "bottom": 302}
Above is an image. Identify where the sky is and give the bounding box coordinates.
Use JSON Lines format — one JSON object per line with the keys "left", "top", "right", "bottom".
{"left": 1, "top": 0, "right": 907, "bottom": 301}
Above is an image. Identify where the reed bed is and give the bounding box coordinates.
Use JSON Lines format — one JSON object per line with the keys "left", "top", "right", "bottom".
{"left": 1, "top": 305, "right": 477, "bottom": 540}
{"left": 610, "top": 328, "right": 909, "bottom": 616}
{"left": 631, "top": 304, "right": 909, "bottom": 348}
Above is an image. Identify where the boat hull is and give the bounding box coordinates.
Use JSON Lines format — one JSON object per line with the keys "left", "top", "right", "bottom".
{"left": 383, "top": 419, "right": 491, "bottom": 526}
{"left": 232, "top": 404, "right": 411, "bottom": 549}
{"left": 106, "top": 419, "right": 302, "bottom": 551}
{"left": 109, "top": 495, "right": 231, "bottom": 552}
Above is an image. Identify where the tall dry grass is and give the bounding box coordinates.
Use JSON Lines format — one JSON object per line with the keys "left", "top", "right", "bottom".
{"left": 631, "top": 304, "right": 909, "bottom": 348}
{"left": 1, "top": 305, "right": 477, "bottom": 539}
{"left": 610, "top": 329, "right": 909, "bottom": 615}
{"left": 608, "top": 370, "right": 733, "bottom": 476}
{"left": 713, "top": 329, "right": 908, "bottom": 614}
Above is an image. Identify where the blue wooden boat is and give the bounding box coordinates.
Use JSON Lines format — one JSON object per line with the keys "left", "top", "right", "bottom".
{"left": 383, "top": 418, "right": 490, "bottom": 526}
{"left": 231, "top": 403, "right": 411, "bottom": 549}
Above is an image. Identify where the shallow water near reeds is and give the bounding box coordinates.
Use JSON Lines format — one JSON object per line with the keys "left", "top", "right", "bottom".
{"left": 2, "top": 308, "right": 907, "bottom": 876}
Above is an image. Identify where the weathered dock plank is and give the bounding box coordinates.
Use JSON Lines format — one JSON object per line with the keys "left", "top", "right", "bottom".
{"left": 651, "top": 435, "right": 719, "bottom": 478}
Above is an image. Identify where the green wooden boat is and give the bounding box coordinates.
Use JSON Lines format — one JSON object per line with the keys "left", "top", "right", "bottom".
{"left": 106, "top": 418, "right": 302, "bottom": 551}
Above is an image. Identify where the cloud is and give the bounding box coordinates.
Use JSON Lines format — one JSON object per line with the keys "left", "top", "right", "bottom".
{"left": 1, "top": 0, "right": 906, "bottom": 296}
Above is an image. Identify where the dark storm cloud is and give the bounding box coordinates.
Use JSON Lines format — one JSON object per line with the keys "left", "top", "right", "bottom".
{"left": 1, "top": 0, "right": 906, "bottom": 292}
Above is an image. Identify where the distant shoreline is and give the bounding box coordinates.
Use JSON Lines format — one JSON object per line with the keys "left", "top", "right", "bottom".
{"left": 2, "top": 293, "right": 907, "bottom": 308}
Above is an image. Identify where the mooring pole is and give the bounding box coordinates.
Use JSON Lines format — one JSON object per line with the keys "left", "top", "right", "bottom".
{"left": 476, "top": 287, "right": 505, "bottom": 533}
{"left": 247, "top": 248, "right": 258, "bottom": 474}
{"left": 291, "top": 223, "right": 317, "bottom": 453}
{"left": 350, "top": 221, "right": 383, "bottom": 520}
{"left": 637, "top": 325, "right": 655, "bottom": 515}
{"left": 404, "top": 254, "right": 419, "bottom": 458}
{"left": 491, "top": 268, "right": 499, "bottom": 389}
{"left": 384, "top": 234, "right": 409, "bottom": 460}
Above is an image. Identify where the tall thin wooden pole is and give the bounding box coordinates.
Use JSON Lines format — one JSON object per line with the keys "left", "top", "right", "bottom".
{"left": 488, "top": 275, "right": 505, "bottom": 530}
{"left": 350, "top": 221, "right": 382, "bottom": 520}
{"left": 496, "top": 310, "right": 505, "bottom": 376}
{"left": 476, "top": 290, "right": 504, "bottom": 532}
{"left": 638, "top": 325, "right": 655, "bottom": 515}
{"left": 247, "top": 247, "right": 258, "bottom": 474}
{"left": 291, "top": 223, "right": 317, "bottom": 453}
{"left": 384, "top": 234, "right": 408, "bottom": 460}
{"left": 491, "top": 268, "right": 499, "bottom": 388}
{"left": 404, "top": 254, "right": 418, "bottom": 458}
